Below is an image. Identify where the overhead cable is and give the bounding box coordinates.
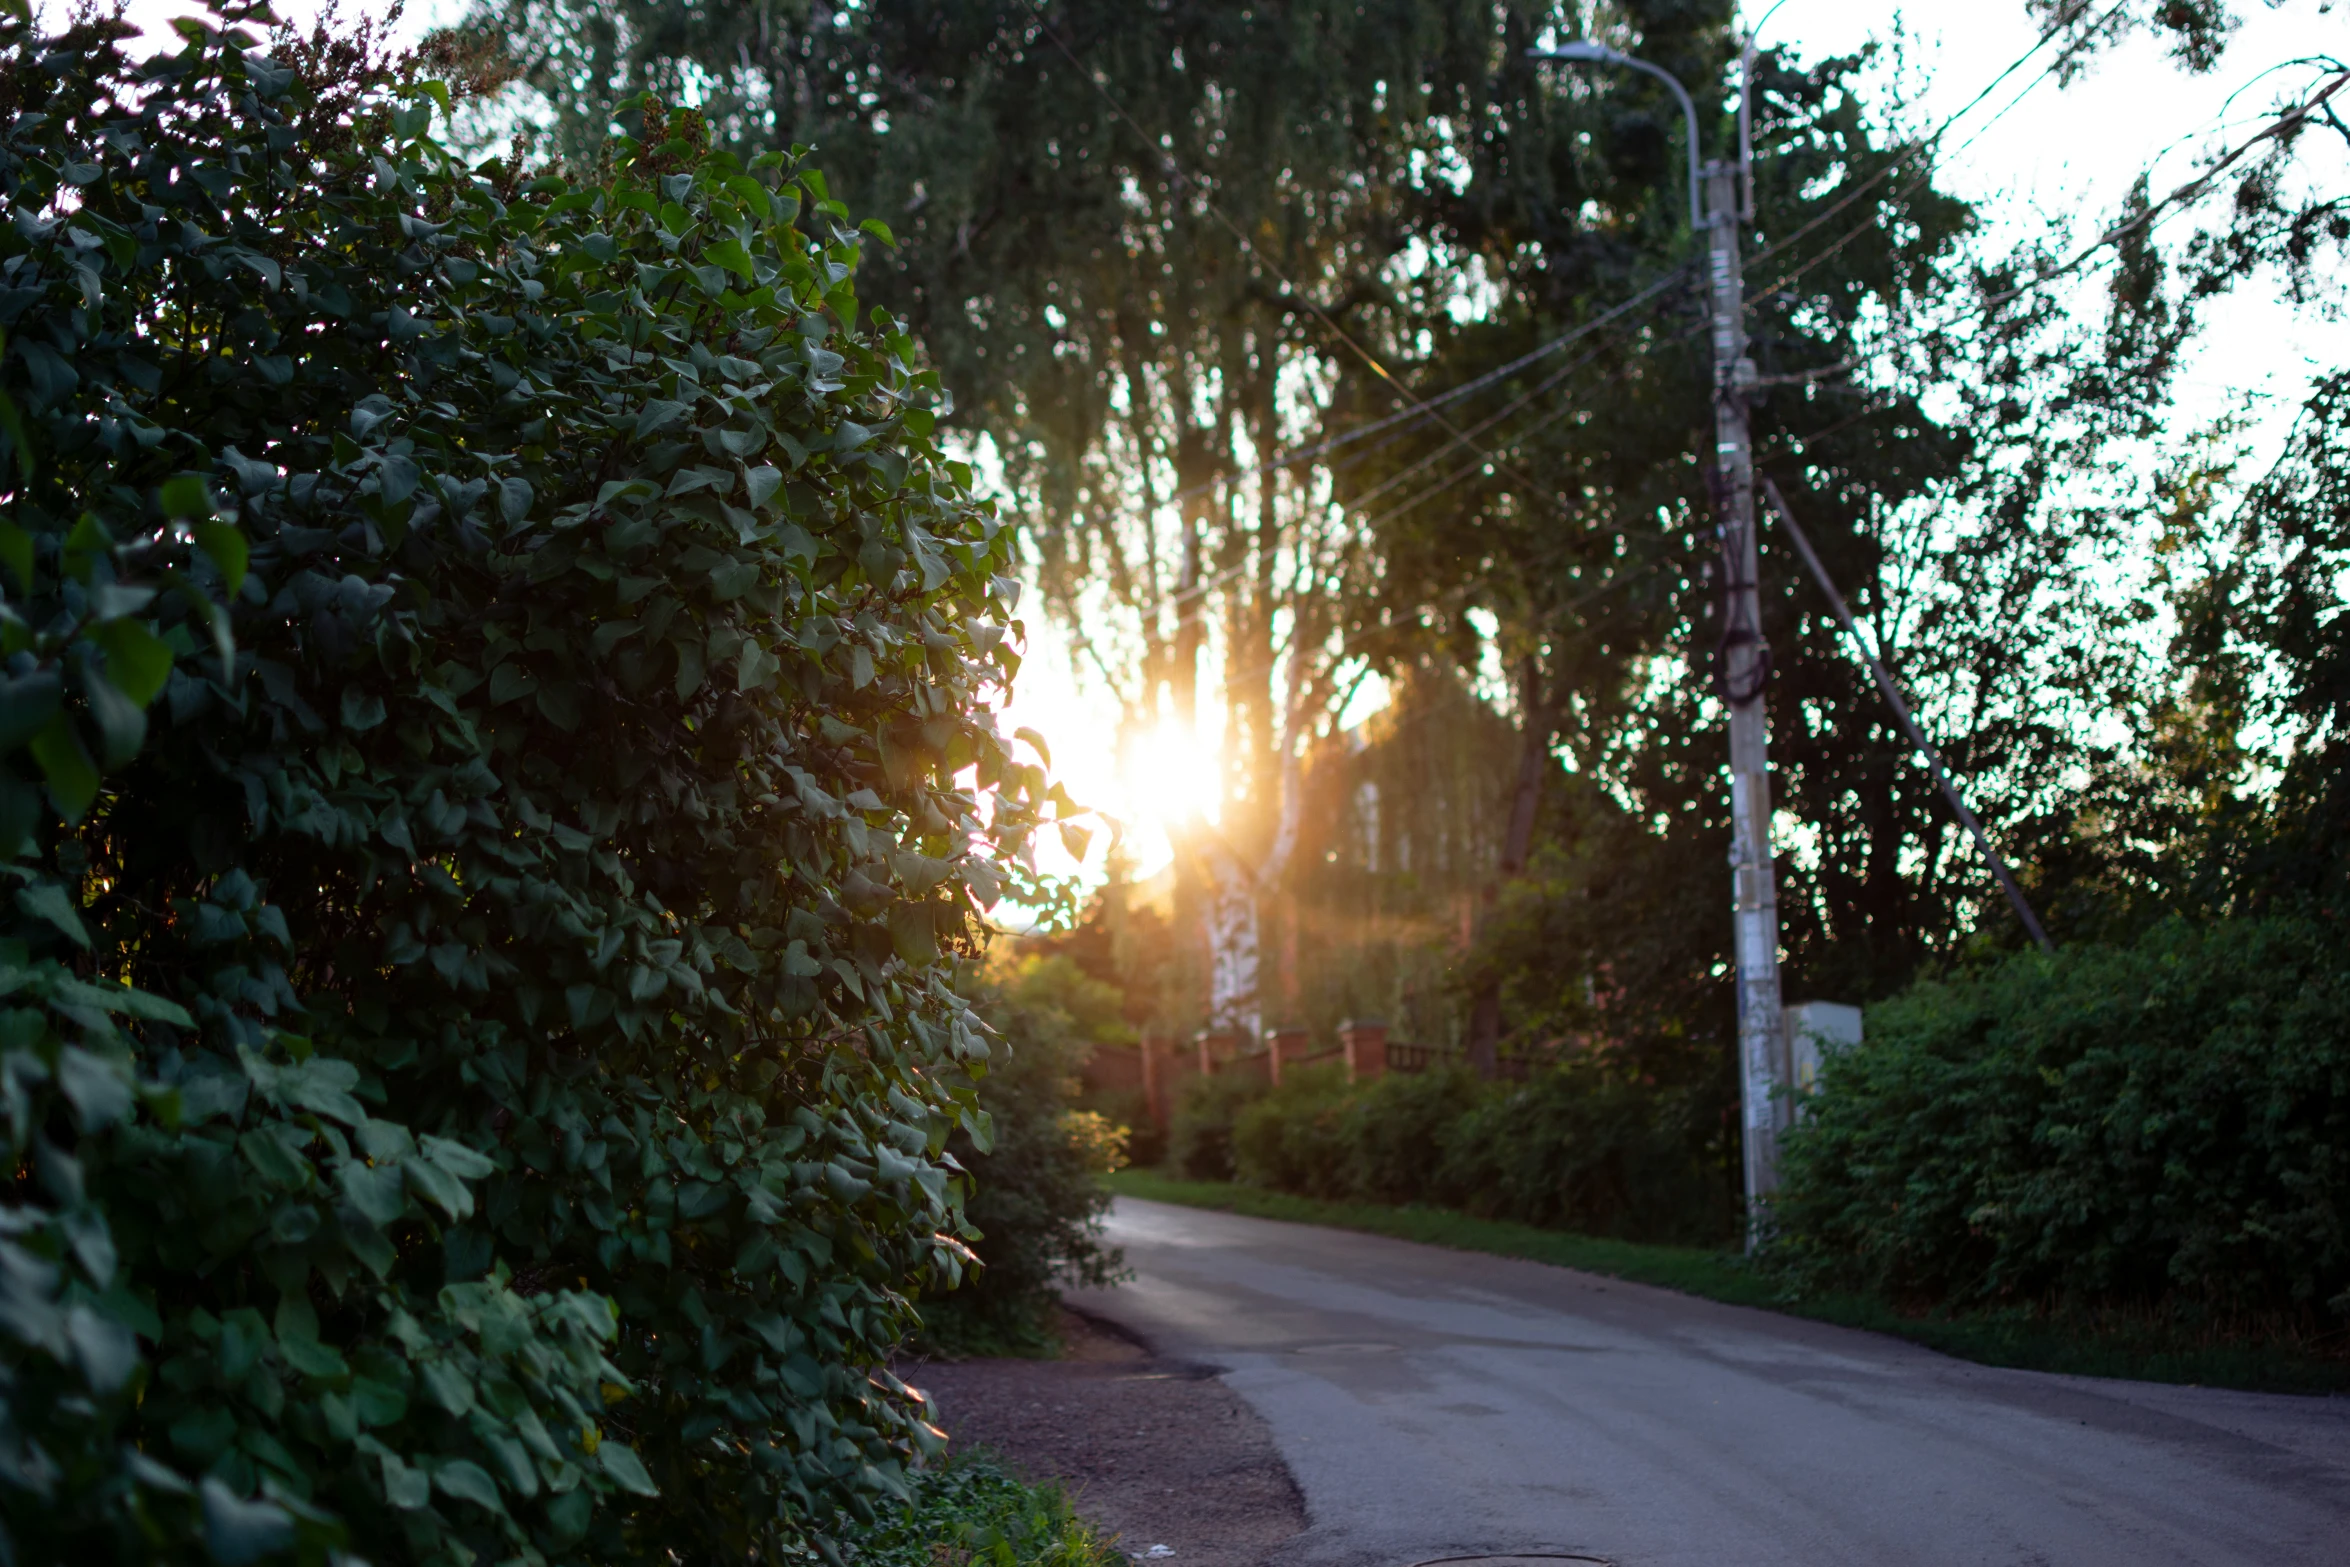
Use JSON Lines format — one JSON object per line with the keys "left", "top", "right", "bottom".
{"left": 1751, "top": 67, "right": 2350, "bottom": 392}
{"left": 1152, "top": 268, "right": 1691, "bottom": 513}
{"left": 1744, "top": 0, "right": 2130, "bottom": 280}
{"left": 1017, "top": 0, "right": 1582, "bottom": 501}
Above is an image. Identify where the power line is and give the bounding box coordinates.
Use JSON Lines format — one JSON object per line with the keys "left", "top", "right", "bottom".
{"left": 1761, "top": 479, "right": 2054, "bottom": 951}
{"left": 1743, "top": 0, "right": 2129, "bottom": 282}
{"left": 1152, "top": 267, "right": 1692, "bottom": 513}
{"left": 1750, "top": 67, "right": 2350, "bottom": 393}
{"left": 1559, "top": 2, "right": 2133, "bottom": 406}
{"left": 1287, "top": 2, "right": 2252, "bottom": 556}
{"left": 1067, "top": 342, "right": 1641, "bottom": 665}
{"left": 1333, "top": 336, "right": 1622, "bottom": 515}
{"left": 1030, "top": 0, "right": 2241, "bottom": 640}
{"left": 1346, "top": 340, "right": 1633, "bottom": 537}
{"left": 1017, "top": 0, "right": 1569, "bottom": 501}
{"left": 1373, "top": 23, "right": 2108, "bottom": 528}
{"left": 1014, "top": 0, "right": 1714, "bottom": 624}
{"left": 1156, "top": 322, "right": 1657, "bottom": 612}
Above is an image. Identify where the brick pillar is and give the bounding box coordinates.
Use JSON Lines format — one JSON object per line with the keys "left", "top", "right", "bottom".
{"left": 1195, "top": 1028, "right": 1240, "bottom": 1077}
{"left": 1267, "top": 1026, "right": 1311, "bottom": 1087}
{"left": 1278, "top": 891, "right": 1301, "bottom": 1011}
{"left": 1339, "top": 1017, "right": 1388, "bottom": 1084}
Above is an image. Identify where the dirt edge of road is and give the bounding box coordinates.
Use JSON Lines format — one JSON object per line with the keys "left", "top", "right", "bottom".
{"left": 903, "top": 1305, "right": 1308, "bottom": 1566}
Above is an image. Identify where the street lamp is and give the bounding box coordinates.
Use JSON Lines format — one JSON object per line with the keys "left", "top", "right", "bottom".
{"left": 1526, "top": 42, "right": 1702, "bottom": 228}
{"left": 1527, "top": 38, "right": 1791, "bottom": 1244}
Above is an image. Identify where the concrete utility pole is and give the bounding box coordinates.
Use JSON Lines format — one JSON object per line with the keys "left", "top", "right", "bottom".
{"left": 1702, "top": 159, "right": 1790, "bottom": 1235}
{"left": 1528, "top": 43, "right": 1790, "bottom": 1240}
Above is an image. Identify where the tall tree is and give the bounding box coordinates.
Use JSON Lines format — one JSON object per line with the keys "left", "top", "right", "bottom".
{"left": 473, "top": 0, "right": 1641, "bottom": 1039}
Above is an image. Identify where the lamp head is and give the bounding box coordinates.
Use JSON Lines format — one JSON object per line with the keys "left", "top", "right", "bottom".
{"left": 1528, "top": 41, "right": 1628, "bottom": 65}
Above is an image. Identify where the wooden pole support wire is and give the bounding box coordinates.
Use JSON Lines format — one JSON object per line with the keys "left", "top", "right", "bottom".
{"left": 1760, "top": 478, "right": 2057, "bottom": 954}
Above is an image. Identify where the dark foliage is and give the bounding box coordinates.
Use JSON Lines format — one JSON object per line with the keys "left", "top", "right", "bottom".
{"left": 922, "top": 957, "right": 1126, "bottom": 1355}
{"left": 1771, "top": 919, "right": 2350, "bottom": 1325}
{"left": 1437, "top": 1069, "right": 1735, "bottom": 1243}
{"left": 1230, "top": 1060, "right": 1735, "bottom": 1246}
{"left": 1169, "top": 1073, "right": 1264, "bottom": 1184}
{"left": 2163, "top": 371, "right": 2350, "bottom": 911}
{"left": 1229, "top": 1065, "right": 1354, "bottom": 1198}
{"left": 471, "top": 0, "right": 2350, "bottom": 1340}
{"left": 0, "top": 8, "right": 1047, "bottom": 1561}
{"left": 837, "top": 1452, "right": 1115, "bottom": 1567}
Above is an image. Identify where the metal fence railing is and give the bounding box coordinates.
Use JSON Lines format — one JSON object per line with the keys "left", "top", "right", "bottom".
{"left": 1385, "top": 1042, "right": 1536, "bottom": 1081}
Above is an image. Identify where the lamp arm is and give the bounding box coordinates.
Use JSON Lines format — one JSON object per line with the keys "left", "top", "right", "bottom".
{"left": 1616, "top": 55, "right": 1704, "bottom": 227}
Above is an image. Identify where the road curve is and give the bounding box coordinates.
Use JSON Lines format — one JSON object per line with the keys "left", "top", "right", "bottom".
{"left": 1068, "top": 1197, "right": 2350, "bottom": 1567}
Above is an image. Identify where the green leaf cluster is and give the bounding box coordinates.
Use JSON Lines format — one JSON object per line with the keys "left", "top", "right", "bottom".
{"left": 0, "top": 7, "right": 1045, "bottom": 1562}
{"left": 834, "top": 1454, "right": 1117, "bottom": 1567}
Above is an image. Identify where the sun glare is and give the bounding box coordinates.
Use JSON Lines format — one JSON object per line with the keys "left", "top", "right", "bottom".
{"left": 988, "top": 636, "right": 1222, "bottom": 884}
{"left": 1120, "top": 721, "right": 1222, "bottom": 844}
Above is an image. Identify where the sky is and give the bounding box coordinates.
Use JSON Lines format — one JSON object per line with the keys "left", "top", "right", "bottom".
{"left": 87, "top": 0, "right": 2350, "bottom": 883}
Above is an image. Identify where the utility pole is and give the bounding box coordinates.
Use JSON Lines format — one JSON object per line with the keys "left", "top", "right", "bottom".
{"left": 1702, "top": 158, "right": 1789, "bottom": 1240}
{"left": 1528, "top": 43, "right": 1789, "bottom": 1240}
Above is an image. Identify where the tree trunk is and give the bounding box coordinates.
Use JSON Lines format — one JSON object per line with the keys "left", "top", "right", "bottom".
{"left": 1201, "top": 833, "right": 1262, "bottom": 1040}
{"left": 1194, "top": 607, "right": 1314, "bottom": 1047}
{"left": 1466, "top": 657, "right": 1556, "bottom": 1078}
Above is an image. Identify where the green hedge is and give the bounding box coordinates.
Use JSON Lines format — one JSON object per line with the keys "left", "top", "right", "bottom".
{"left": 1770, "top": 917, "right": 2350, "bottom": 1325}
{"left": 0, "top": 11, "right": 1048, "bottom": 1563}
{"left": 1169, "top": 1071, "right": 1264, "bottom": 1182}
{"left": 1219, "top": 1062, "right": 1734, "bottom": 1244}
{"left": 1226, "top": 1064, "right": 1352, "bottom": 1193}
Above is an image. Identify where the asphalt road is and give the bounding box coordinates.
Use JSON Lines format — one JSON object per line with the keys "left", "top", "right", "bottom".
{"left": 1069, "top": 1197, "right": 2350, "bottom": 1567}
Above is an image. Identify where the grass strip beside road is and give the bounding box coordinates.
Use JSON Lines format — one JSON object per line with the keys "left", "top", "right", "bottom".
{"left": 1104, "top": 1170, "right": 2350, "bottom": 1394}
{"left": 842, "top": 1453, "right": 1117, "bottom": 1567}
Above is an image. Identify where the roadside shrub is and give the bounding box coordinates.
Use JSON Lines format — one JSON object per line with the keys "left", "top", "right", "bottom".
{"left": 1343, "top": 1065, "right": 1485, "bottom": 1204}
{"left": 0, "top": 12, "right": 1044, "bottom": 1563}
{"left": 1227, "top": 1060, "right": 1732, "bottom": 1242}
{"left": 1085, "top": 1086, "right": 1164, "bottom": 1170}
{"left": 1169, "top": 1072, "right": 1263, "bottom": 1181}
{"left": 924, "top": 957, "right": 1127, "bottom": 1354}
{"left": 1232, "top": 1064, "right": 1351, "bottom": 1195}
{"left": 1771, "top": 917, "right": 2350, "bottom": 1324}
{"left": 1436, "top": 1068, "right": 1731, "bottom": 1242}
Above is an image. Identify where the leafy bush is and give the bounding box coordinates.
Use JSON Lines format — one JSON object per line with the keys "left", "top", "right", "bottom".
{"left": 0, "top": 11, "right": 1045, "bottom": 1563}
{"left": 1231, "top": 1065, "right": 1351, "bottom": 1196}
{"left": 1435, "top": 1069, "right": 1731, "bottom": 1243}
{"left": 1168, "top": 1072, "right": 1263, "bottom": 1181}
{"left": 1342, "top": 1065, "right": 1485, "bottom": 1205}
{"left": 1771, "top": 917, "right": 2350, "bottom": 1324}
{"left": 1083, "top": 1086, "right": 1163, "bottom": 1171}
{"left": 922, "top": 957, "right": 1126, "bottom": 1355}
{"left": 1228, "top": 1062, "right": 1733, "bottom": 1243}
{"left": 838, "top": 1453, "right": 1118, "bottom": 1567}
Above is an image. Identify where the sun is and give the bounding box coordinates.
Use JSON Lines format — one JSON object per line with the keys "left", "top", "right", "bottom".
{"left": 1114, "top": 720, "right": 1222, "bottom": 861}
{"left": 985, "top": 626, "right": 1227, "bottom": 881}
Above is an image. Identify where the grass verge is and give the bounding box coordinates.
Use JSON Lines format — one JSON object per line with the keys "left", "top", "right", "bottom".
{"left": 840, "top": 1453, "right": 1119, "bottom": 1567}
{"left": 1105, "top": 1169, "right": 2350, "bottom": 1395}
